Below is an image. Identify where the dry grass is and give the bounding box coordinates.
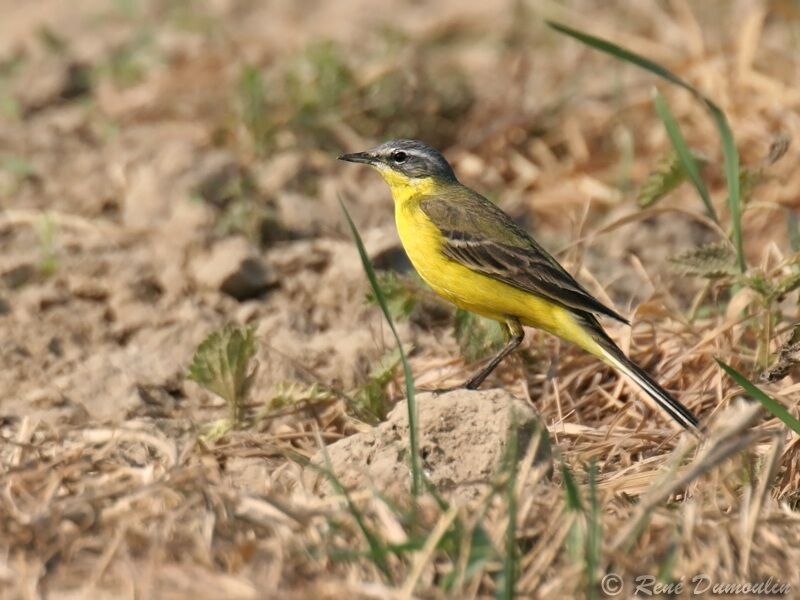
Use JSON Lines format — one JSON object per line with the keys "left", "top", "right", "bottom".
{"left": 2, "top": 0, "right": 800, "bottom": 598}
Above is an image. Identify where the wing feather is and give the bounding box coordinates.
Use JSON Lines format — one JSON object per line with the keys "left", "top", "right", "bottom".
{"left": 421, "top": 192, "right": 628, "bottom": 324}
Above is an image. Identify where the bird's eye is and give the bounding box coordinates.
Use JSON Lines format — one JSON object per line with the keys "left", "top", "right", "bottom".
{"left": 391, "top": 151, "right": 408, "bottom": 163}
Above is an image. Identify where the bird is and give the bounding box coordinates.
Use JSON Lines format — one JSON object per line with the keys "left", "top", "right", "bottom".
{"left": 338, "top": 139, "right": 699, "bottom": 431}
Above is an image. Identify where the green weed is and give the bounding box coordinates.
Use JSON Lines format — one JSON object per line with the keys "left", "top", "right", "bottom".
{"left": 263, "top": 381, "right": 333, "bottom": 413}
{"left": 234, "top": 40, "right": 474, "bottom": 155}
{"left": 365, "top": 271, "right": 420, "bottom": 322}
{"left": 187, "top": 324, "right": 258, "bottom": 437}
{"left": 98, "top": 32, "right": 154, "bottom": 88}
{"left": 668, "top": 242, "right": 738, "bottom": 279}
{"left": 638, "top": 143, "right": 708, "bottom": 210}
{"left": 0, "top": 156, "right": 37, "bottom": 195}
{"left": 352, "top": 348, "right": 401, "bottom": 423}
{"left": 495, "top": 418, "right": 520, "bottom": 600}
{"left": 652, "top": 90, "right": 717, "bottom": 221}
{"left": 562, "top": 462, "right": 602, "bottom": 598}
{"left": 37, "top": 214, "right": 59, "bottom": 277}
{"left": 0, "top": 53, "right": 25, "bottom": 120}
{"left": 717, "top": 360, "right": 800, "bottom": 436}
{"left": 237, "top": 65, "right": 273, "bottom": 156}
{"left": 454, "top": 309, "right": 507, "bottom": 364}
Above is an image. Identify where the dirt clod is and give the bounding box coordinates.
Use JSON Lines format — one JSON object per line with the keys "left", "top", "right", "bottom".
{"left": 306, "top": 388, "right": 551, "bottom": 504}
{"left": 190, "top": 236, "right": 275, "bottom": 301}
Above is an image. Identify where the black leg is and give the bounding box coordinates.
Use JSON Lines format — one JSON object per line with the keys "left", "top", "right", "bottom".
{"left": 462, "top": 318, "right": 524, "bottom": 390}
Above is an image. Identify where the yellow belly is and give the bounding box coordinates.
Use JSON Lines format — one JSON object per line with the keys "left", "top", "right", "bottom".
{"left": 395, "top": 200, "right": 570, "bottom": 336}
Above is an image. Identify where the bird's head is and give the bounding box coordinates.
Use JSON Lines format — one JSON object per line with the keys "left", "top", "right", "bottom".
{"left": 338, "top": 139, "right": 457, "bottom": 197}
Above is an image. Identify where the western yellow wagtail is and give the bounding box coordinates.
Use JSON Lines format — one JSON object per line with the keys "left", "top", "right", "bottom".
{"left": 339, "top": 139, "right": 699, "bottom": 431}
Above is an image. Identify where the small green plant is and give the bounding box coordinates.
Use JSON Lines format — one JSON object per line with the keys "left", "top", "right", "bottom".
{"left": 790, "top": 212, "right": 800, "bottom": 252}
{"left": 238, "top": 65, "right": 272, "bottom": 155}
{"left": 669, "top": 245, "right": 800, "bottom": 366}
{"left": 365, "top": 270, "right": 454, "bottom": 327}
{"left": 166, "top": 0, "right": 217, "bottom": 33}
{"left": 0, "top": 53, "right": 25, "bottom": 120}
{"left": 36, "top": 25, "right": 69, "bottom": 54}
{"left": 236, "top": 43, "right": 355, "bottom": 153}
{"left": 37, "top": 213, "right": 58, "bottom": 277}
{"left": 562, "top": 462, "right": 602, "bottom": 598}
{"left": 562, "top": 463, "right": 584, "bottom": 564}
{"left": 264, "top": 381, "right": 333, "bottom": 413}
{"left": 352, "top": 348, "right": 401, "bottom": 423}
{"left": 192, "top": 163, "right": 289, "bottom": 247}
{"left": 496, "top": 418, "right": 520, "bottom": 600}
{"left": 285, "top": 41, "right": 352, "bottom": 135}
{"left": 454, "top": 309, "right": 506, "bottom": 363}
{"left": 231, "top": 39, "right": 474, "bottom": 156}
{"left": 0, "top": 155, "right": 37, "bottom": 195}
{"left": 717, "top": 359, "right": 800, "bottom": 436}
{"left": 668, "top": 242, "right": 738, "bottom": 279}
{"left": 111, "top": 0, "right": 140, "bottom": 19}
{"left": 652, "top": 89, "right": 717, "bottom": 221}
{"left": 99, "top": 32, "right": 153, "bottom": 88}
{"left": 637, "top": 149, "right": 708, "bottom": 209}
{"left": 187, "top": 324, "right": 258, "bottom": 437}
{"left": 365, "top": 271, "right": 420, "bottom": 322}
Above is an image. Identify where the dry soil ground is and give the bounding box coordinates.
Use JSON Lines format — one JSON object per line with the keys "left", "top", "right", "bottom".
{"left": 2, "top": 1, "right": 800, "bottom": 598}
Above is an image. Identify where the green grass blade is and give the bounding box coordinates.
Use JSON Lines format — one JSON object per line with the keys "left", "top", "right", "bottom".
{"left": 561, "top": 462, "right": 583, "bottom": 511}
{"left": 311, "top": 458, "right": 393, "bottom": 580}
{"left": 653, "top": 90, "right": 717, "bottom": 222}
{"left": 714, "top": 109, "right": 744, "bottom": 273}
{"left": 547, "top": 22, "right": 689, "bottom": 91}
{"left": 788, "top": 211, "right": 800, "bottom": 252}
{"left": 496, "top": 420, "right": 519, "bottom": 600}
{"left": 638, "top": 151, "right": 696, "bottom": 209}
{"left": 547, "top": 21, "right": 744, "bottom": 272}
{"left": 586, "top": 462, "right": 600, "bottom": 600}
{"left": 340, "top": 199, "right": 422, "bottom": 496}
{"left": 716, "top": 359, "right": 800, "bottom": 435}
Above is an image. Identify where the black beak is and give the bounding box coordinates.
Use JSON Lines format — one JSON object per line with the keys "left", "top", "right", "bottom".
{"left": 338, "top": 151, "right": 376, "bottom": 165}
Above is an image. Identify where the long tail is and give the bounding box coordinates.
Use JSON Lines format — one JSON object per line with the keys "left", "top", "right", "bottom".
{"left": 577, "top": 314, "right": 700, "bottom": 432}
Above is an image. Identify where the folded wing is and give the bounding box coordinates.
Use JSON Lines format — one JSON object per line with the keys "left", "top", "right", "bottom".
{"left": 421, "top": 191, "right": 629, "bottom": 324}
